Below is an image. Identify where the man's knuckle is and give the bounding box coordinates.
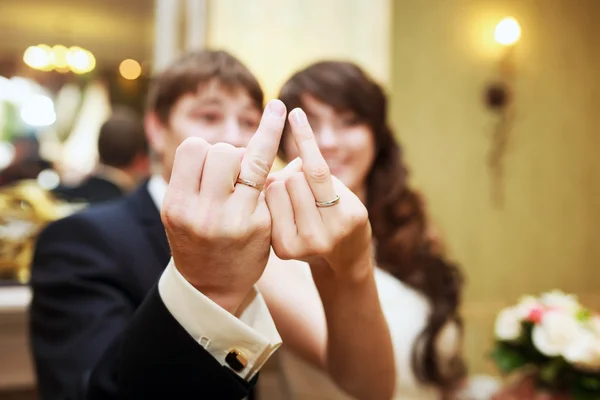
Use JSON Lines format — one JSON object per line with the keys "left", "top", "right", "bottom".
{"left": 178, "top": 137, "right": 207, "bottom": 155}
{"left": 191, "top": 215, "right": 213, "bottom": 238}
{"left": 215, "top": 216, "right": 245, "bottom": 240}
{"left": 254, "top": 215, "right": 272, "bottom": 233}
{"left": 160, "top": 206, "right": 180, "bottom": 228}
{"left": 210, "top": 142, "right": 236, "bottom": 153}
{"left": 161, "top": 200, "right": 188, "bottom": 228}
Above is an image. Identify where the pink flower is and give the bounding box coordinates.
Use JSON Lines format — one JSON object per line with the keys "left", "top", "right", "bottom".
{"left": 514, "top": 296, "right": 542, "bottom": 319}
{"left": 527, "top": 307, "right": 545, "bottom": 324}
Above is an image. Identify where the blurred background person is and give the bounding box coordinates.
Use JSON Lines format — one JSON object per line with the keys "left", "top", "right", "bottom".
{"left": 0, "top": 136, "right": 53, "bottom": 187}
{"left": 52, "top": 107, "right": 149, "bottom": 204}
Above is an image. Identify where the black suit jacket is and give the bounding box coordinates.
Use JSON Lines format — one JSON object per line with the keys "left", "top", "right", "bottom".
{"left": 30, "top": 183, "right": 256, "bottom": 399}
{"left": 53, "top": 176, "right": 124, "bottom": 204}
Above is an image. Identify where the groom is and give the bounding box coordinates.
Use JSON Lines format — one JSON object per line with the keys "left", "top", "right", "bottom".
{"left": 30, "top": 50, "right": 281, "bottom": 400}
{"left": 30, "top": 50, "right": 393, "bottom": 400}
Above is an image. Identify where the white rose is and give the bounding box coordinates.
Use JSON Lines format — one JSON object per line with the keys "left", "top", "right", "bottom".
{"left": 563, "top": 327, "right": 600, "bottom": 371}
{"left": 514, "top": 295, "right": 542, "bottom": 320}
{"left": 539, "top": 290, "right": 581, "bottom": 313}
{"left": 495, "top": 307, "right": 522, "bottom": 341}
{"left": 532, "top": 310, "right": 580, "bottom": 356}
{"left": 590, "top": 316, "right": 600, "bottom": 336}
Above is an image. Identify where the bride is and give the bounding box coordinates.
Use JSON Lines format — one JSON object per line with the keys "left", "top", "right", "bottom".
{"left": 259, "top": 61, "right": 465, "bottom": 399}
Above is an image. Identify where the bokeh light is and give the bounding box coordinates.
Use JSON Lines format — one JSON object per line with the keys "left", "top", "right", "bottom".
{"left": 22, "top": 44, "right": 96, "bottom": 74}
{"left": 50, "top": 45, "right": 69, "bottom": 68}
{"left": 0, "top": 142, "right": 15, "bottom": 170}
{"left": 7, "top": 77, "right": 37, "bottom": 105}
{"left": 23, "top": 46, "right": 50, "bottom": 70}
{"left": 119, "top": 59, "right": 142, "bottom": 80}
{"left": 37, "top": 169, "right": 61, "bottom": 190}
{"left": 20, "top": 95, "right": 56, "bottom": 127}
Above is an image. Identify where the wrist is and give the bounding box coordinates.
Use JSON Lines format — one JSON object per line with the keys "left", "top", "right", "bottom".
{"left": 193, "top": 287, "right": 246, "bottom": 316}
{"left": 175, "top": 267, "right": 247, "bottom": 315}
{"left": 311, "top": 258, "right": 379, "bottom": 315}
{"left": 310, "top": 256, "right": 374, "bottom": 286}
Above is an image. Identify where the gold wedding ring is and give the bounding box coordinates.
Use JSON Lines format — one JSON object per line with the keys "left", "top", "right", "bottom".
{"left": 315, "top": 194, "right": 341, "bottom": 208}
{"left": 236, "top": 177, "right": 264, "bottom": 191}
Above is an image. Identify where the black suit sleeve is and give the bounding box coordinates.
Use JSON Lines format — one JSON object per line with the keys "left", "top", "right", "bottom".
{"left": 30, "top": 214, "right": 135, "bottom": 399}
{"left": 106, "top": 285, "right": 253, "bottom": 399}
{"left": 30, "top": 215, "right": 255, "bottom": 400}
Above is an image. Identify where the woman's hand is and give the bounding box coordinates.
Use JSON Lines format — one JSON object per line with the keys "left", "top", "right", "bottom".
{"left": 265, "top": 107, "right": 373, "bottom": 281}
{"left": 263, "top": 108, "right": 394, "bottom": 400}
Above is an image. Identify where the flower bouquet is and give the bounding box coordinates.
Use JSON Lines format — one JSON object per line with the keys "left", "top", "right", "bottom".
{"left": 491, "top": 290, "right": 600, "bottom": 399}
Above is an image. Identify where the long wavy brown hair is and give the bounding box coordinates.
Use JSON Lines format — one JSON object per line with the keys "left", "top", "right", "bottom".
{"left": 278, "top": 61, "right": 466, "bottom": 390}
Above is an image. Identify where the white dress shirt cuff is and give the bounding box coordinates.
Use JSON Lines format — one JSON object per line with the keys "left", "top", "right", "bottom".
{"left": 158, "top": 259, "right": 282, "bottom": 381}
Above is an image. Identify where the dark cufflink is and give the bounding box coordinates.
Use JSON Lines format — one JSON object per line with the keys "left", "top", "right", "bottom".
{"left": 225, "top": 349, "right": 248, "bottom": 372}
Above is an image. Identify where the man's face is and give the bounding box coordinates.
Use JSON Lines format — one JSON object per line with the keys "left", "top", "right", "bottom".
{"left": 148, "top": 79, "right": 262, "bottom": 181}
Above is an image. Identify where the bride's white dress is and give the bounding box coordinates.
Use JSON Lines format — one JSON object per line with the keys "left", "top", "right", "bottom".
{"left": 277, "top": 267, "right": 460, "bottom": 399}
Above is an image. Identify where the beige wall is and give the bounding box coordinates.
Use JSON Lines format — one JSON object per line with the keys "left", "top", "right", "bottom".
{"left": 206, "top": 0, "right": 600, "bottom": 377}
{"left": 391, "top": 0, "right": 600, "bottom": 374}
{"left": 205, "top": 0, "right": 391, "bottom": 99}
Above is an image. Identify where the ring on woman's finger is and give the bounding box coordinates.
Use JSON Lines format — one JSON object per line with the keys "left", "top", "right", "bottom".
{"left": 236, "top": 177, "right": 264, "bottom": 191}
{"left": 315, "top": 194, "right": 340, "bottom": 208}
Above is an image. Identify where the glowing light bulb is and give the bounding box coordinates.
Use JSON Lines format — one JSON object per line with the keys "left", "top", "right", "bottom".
{"left": 37, "top": 45, "right": 55, "bottom": 71}
{"left": 20, "top": 95, "right": 56, "bottom": 127}
{"left": 68, "top": 46, "right": 94, "bottom": 74}
{"left": 23, "top": 46, "right": 50, "bottom": 70}
{"left": 22, "top": 44, "right": 96, "bottom": 74}
{"left": 495, "top": 17, "right": 521, "bottom": 46}
{"left": 119, "top": 59, "right": 142, "bottom": 80}
{"left": 84, "top": 50, "right": 96, "bottom": 73}
{"left": 50, "top": 45, "right": 69, "bottom": 68}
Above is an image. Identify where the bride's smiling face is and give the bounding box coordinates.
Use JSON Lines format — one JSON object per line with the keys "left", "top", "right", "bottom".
{"left": 282, "top": 95, "right": 376, "bottom": 196}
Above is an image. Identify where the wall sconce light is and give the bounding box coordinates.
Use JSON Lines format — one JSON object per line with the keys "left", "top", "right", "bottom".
{"left": 485, "top": 16, "right": 521, "bottom": 207}
{"left": 486, "top": 17, "right": 521, "bottom": 110}
{"left": 494, "top": 17, "right": 521, "bottom": 46}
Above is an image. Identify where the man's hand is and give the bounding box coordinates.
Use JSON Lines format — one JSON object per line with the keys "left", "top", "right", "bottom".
{"left": 161, "top": 100, "right": 287, "bottom": 315}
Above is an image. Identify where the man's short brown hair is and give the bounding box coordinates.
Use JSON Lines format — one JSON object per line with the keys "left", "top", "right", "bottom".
{"left": 146, "top": 50, "right": 264, "bottom": 124}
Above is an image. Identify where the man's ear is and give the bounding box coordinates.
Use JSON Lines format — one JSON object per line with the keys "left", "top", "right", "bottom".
{"left": 145, "top": 112, "right": 167, "bottom": 156}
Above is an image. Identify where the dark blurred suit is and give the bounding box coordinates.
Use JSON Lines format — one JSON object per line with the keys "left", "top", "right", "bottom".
{"left": 52, "top": 176, "right": 124, "bottom": 205}
{"left": 29, "top": 182, "right": 256, "bottom": 399}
